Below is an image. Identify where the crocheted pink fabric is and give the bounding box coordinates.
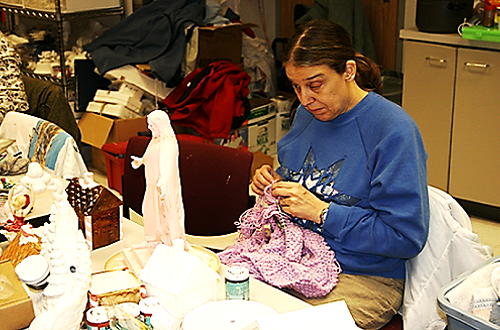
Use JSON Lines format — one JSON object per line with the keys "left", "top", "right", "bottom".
{"left": 218, "top": 185, "right": 341, "bottom": 298}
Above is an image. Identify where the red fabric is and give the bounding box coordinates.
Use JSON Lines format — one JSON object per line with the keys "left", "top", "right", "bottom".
{"left": 175, "top": 133, "right": 209, "bottom": 143}
{"left": 163, "top": 61, "right": 250, "bottom": 141}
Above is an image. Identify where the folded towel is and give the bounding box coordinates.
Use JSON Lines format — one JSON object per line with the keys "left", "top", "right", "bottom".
{"left": 472, "top": 287, "right": 497, "bottom": 321}
{"left": 446, "top": 263, "right": 499, "bottom": 312}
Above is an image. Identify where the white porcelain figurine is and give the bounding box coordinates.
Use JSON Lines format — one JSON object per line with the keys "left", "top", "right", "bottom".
{"left": 131, "top": 110, "right": 186, "bottom": 248}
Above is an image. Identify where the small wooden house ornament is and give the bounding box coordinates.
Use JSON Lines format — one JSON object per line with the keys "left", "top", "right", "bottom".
{"left": 66, "top": 176, "right": 123, "bottom": 250}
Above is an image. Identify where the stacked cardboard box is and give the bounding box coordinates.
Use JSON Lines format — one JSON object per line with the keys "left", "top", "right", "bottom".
{"left": 217, "top": 98, "right": 277, "bottom": 156}
{"left": 0, "top": 260, "right": 35, "bottom": 330}
{"left": 78, "top": 112, "right": 148, "bottom": 174}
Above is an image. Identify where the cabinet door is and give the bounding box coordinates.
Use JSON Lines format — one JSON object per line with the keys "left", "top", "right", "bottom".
{"left": 449, "top": 48, "right": 500, "bottom": 206}
{"left": 402, "top": 41, "right": 457, "bottom": 191}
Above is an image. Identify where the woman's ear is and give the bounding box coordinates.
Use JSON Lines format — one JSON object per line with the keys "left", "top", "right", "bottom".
{"left": 344, "top": 60, "right": 357, "bottom": 82}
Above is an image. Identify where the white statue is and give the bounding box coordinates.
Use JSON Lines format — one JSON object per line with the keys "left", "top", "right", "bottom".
{"left": 12, "top": 163, "right": 92, "bottom": 330}
{"left": 131, "top": 110, "right": 186, "bottom": 248}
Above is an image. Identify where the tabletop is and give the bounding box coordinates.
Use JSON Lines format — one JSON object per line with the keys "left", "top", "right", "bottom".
{"left": 91, "top": 218, "right": 312, "bottom": 315}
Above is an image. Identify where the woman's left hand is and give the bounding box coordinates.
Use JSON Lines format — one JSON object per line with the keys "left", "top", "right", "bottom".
{"left": 272, "top": 181, "right": 329, "bottom": 224}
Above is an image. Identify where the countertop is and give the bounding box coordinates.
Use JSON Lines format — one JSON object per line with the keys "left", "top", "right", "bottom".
{"left": 400, "top": 27, "right": 500, "bottom": 51}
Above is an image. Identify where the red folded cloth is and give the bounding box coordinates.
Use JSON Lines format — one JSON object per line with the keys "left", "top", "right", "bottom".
{"left": 163, "top": 61, "right": 250, "bottom": 141}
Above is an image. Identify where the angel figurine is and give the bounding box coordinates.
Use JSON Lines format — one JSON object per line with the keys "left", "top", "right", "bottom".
{"left": 131, "top": 110, "right": 186, "bottom": 248}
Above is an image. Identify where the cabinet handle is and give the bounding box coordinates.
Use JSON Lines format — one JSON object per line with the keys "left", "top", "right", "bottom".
{"left": 425, "top": 56, "right": 447, "bottom": 64}
{"left": 464, "top": 62, "right": 489, "bottom": 69}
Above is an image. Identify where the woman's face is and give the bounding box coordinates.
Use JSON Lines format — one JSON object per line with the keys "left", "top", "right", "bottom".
{"left": 285, "top": 63, "right": 357, "bottom": 122}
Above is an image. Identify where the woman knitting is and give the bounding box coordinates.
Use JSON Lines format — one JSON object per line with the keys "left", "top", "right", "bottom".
{"left": 250, "top": 20, "right": 429, "bottom": 329}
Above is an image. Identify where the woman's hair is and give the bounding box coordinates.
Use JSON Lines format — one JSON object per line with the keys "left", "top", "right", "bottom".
{"left": 283, "top": 19, "right": 381, "bottom": 94}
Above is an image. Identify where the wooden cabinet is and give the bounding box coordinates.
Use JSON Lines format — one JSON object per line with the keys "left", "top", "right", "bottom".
{"left": 449, "top": 47, "right": 500, "bottom": 206}
{"left": 402, "top": 40, "right": 456, "bottom": 192}
{"left": 402, "top": 38, "right": 500, "bottom": 207}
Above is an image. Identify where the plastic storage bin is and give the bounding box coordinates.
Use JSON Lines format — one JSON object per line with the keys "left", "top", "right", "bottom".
{"left": 101, "top": 141, "right": 128, "bottom": 194}
{"left": 461, "top": 25, "right": 500, "bottom": 43}
{"left": 438, "top": 256, "right": 500, "bottom": 330}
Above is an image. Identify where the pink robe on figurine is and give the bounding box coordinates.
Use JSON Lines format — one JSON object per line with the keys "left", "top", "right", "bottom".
{"left": 132, "top": 110, "right": 185, "bottom": 246}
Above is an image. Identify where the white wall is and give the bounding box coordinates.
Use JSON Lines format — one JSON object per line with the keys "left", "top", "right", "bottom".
{"left": 404, "top": 0, "right": 418, "bottom": 29}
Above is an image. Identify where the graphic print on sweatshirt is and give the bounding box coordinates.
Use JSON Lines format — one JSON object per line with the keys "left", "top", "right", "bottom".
{"left": 280, "top": 148, "right": 361, "bottom": 231}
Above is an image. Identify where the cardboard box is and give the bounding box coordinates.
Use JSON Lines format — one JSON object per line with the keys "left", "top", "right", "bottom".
{"left": 0, "top": 260, "right": 35, "bottom": 330}
{"left": 246, "top": 98, "right": 275, "bottom": 122}
{"left": 276, "top": 111, "right": 291, "bottom": 142}
{"left": 247, "top": 113, "right": 277, "bottom": 155}
{"left": 90, "top": 147, "right": 107, "bottom": 174}
{"left": 78, "top": 112, "right": 148, "bottom": 173}
{"left": 216, "top": 98, "right": 277, "bottom": 156}
{"left": 272, "top": 93, "right": 294, "bottom": 142}
{"left": 251, "top": 151, "right": 274, "bottom": 180}
{"left": 196, "top": 24, "right": 243, "bottom": 68}
{"left": 219, "top": 113, "right": 277, "bottom": 156}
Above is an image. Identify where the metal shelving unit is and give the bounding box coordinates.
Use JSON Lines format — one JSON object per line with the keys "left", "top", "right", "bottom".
{"left": 0, "top": 1, "right": 123, "bottom": 98}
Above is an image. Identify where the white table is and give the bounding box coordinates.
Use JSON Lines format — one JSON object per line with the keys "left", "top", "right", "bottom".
{"left": 91, "top": 219, "right": 311, "bottom": 314}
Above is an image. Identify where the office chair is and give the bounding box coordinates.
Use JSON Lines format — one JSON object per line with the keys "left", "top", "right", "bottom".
{"left": 122, "top": 135, "right": 253, "bottom": 247}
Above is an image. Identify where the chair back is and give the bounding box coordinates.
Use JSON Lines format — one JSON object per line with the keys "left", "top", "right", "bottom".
{"left": 402, "top": 186, "right": 493, "bottom": 330}
{"left": 122, "top": 135, "right": 253, "bottom": 236}
{"left": 0, "top": 112, "right": 87, "bottom": 179}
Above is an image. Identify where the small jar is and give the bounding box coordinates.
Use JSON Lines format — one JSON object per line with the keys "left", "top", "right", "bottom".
{"left": 139, "top": 297, "right": 162, "bottom": 326}
{"left": 86, "top": 306, "right": 110, "bottom": 330}
{"left": 483, "top": 0, "right": 496, "bottom": 27}
{"left": 225, "top": 266, "right": 250, "bottom": 300}
{"left": 15, "top": 255, "right": 50, "bottom": 292}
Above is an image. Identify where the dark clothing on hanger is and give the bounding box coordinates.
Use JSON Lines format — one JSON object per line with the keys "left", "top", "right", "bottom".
{"left": 84, "top": 0, "right": 205, "bottom": 85}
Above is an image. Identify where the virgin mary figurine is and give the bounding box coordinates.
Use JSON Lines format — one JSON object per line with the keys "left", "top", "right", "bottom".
{"left": 131, "top": 110, "right": 186, "bottom": 247}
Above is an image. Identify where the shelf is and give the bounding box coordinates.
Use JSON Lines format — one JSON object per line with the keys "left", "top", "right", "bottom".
{"left": 21, "top": 68, "right": 74, "bottom": 86}
{"left": 1, "top": 1, "right": 123, "bottom": 99}
{"left": 0, "top": 3, "right": 123, "bottom": 21}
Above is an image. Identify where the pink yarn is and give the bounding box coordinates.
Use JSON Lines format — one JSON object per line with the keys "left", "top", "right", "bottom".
{"left": 218, "top": 184, "right": 341, "bottom": 298}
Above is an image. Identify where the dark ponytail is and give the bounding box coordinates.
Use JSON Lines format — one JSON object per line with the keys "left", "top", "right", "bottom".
{"left": 354, "top": 53, "right": 382, "bottom": 94}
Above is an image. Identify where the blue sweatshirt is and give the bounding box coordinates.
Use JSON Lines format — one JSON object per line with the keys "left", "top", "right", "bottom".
{"left": 277, "top": 92, "right": 430, "bottom": 279}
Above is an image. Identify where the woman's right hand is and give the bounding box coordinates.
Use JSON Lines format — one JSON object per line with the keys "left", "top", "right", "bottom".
{"left": 250, "top": 164, "right": 282, "bottom": 195}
